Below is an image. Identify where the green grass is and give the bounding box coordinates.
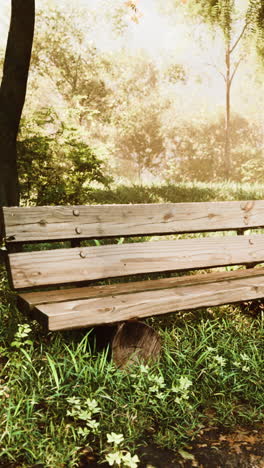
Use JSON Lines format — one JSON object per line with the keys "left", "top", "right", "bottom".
{"left": 1, "top": 181, "right": 264, "bottom": 467}
{"left": 87, "top": 180, "right": 264, "bottom": 204}
{"left": 0, "top": 264, "right": 263, "bottom": 467}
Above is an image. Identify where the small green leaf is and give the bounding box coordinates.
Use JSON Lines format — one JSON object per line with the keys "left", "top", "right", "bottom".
{"left": 178, "top": 449, "right": 195, "bottom": 461}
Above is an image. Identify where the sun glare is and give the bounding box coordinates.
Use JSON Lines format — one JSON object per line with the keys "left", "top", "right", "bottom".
{"left": 0, "top": 0, "right": 263, "bottom": 123}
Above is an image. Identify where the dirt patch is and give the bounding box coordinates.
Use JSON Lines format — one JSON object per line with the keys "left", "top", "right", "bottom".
{"left": 136, "top": 426, "right": 264, "bottom": 468}
{"left": 78, "top": 425, "right": 264, "bottom": 468}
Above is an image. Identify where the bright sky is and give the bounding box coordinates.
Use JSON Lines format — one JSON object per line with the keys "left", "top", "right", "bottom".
{"left": 0, "top": 0, "right": 263, "bottom": 121}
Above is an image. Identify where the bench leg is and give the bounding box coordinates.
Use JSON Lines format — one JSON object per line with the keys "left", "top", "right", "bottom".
{"left": 112, "top": 321, "right": 161, "bottom": 369}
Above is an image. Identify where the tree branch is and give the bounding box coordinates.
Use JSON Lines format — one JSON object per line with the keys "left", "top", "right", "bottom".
{"left": 229, "top": 56, "right": 243, "bottom": 86}
{"left": 205, "top": 62, "right": 226, "bottom": 81}
{"left": 230, "top": 22, "right": 248, "bottom": 54}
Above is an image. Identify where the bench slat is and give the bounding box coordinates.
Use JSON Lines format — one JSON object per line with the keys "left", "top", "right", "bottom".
{"left": 9, "top": 235, "right": 264, "bottom": 289}
{"left": 31, "top": 269, "right": 264, "bottom": 330}
{"left": 2, "top": 200, "right": 262, "bottom": 243}
{"left": 18, "top": 266, "right": 264, "bottom": 309}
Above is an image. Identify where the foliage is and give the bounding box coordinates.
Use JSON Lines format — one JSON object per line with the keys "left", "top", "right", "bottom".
{"left": 8, "top": 2, "right": 261, "bottom": 189}
{"left": 185, "top": 0, "right": 235, "bottom": 40}
{"left": 84, "top": 180, "right": 264, "bottom": 206}
{"left": 107, "top": 52, "right": 168, "bottom": 181}
{"left": 1, "top": 0, "right": 263, "bottom": 204}
{"left": 104, "top": 0, "right": 142, "bottom": 34}
{"left": 18, "top": 109, "right": 112, "bottom": 205}
{"left": 163, "top": 63, "right": 187, "bottom": 84}
{"left": 164, "top": 114, "right": 263, "bottom": 183}
{"left": 104, "top": 432, "right": 140, "bottom": 467}
{"left": 18, "top": 108, "right": 263, "bottom": 194}
{"left": 177, "top": 0, "right": 264, "bottom": 43}
{"left": 116, "top": 104, "right": 165, "bottom": 181}
{"left": 32, "top": 6, "right": 113, "bottom": 125}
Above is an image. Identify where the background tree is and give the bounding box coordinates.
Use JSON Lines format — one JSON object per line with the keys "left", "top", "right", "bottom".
{"left": 164, "top": 114, "right": 263, "bottom": 183}
{"left": 31, "top": 8, "right": 112, "bottom": 125}
{"left": 116, "top": 105, "right": 165, "bottom": 182}
{"left": 167, "top": 0, "right": 264, "bottom": 178}
{"left": 0, "top": 0, "right": 35, "bottom": 208}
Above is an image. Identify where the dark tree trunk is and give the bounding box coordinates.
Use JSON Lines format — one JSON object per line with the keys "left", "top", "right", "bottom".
{"left": 0, "top": 0, "right": 35, "bottom": 208}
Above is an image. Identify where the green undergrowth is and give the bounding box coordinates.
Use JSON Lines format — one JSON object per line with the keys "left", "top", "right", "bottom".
{"left": 0, "top": 265, "right": 263, "bottom": 467}
{"left": 18, "top": 180, "right": 264, "bottom": 207}
{"left": 86, "top": 181, "right": 264, "bottom": 205}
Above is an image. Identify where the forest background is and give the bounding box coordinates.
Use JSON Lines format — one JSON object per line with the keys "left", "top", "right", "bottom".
{"left": 0, "top": 0, "right": 263, "bottom": 207}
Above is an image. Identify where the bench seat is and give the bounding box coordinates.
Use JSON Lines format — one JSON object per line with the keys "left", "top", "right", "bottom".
{"left": 18, "top": 267, "right": 264, "bottom": 330}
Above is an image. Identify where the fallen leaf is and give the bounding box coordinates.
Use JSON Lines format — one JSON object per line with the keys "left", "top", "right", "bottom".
{"left": 178, "top": 449, "right": 195, "bottom": 460}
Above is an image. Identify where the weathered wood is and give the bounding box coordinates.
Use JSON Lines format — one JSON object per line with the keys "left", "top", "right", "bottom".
{"left": 112, "top": 321, "right": 161, "bottom": 368}
{"left": 2, "top": 200, "right": 263, "bottom": 243}
{"left": 4, "top": 201, "right": 264, "bottom": 332}
{"left": 236, "top": 228, "right": 257, "bottom": 269}
{"left": 17, "top": 266, "right": 264, "bottom": 310}
{"left": 30, "top": 269, "right": 264, "bottom": 330}
{"left": 9, "top": 235, "right": 264, "bottom": 289}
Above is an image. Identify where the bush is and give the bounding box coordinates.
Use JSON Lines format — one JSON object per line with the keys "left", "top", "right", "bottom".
{"left": 18, "top": 109, "right": 112, "bottom": 205}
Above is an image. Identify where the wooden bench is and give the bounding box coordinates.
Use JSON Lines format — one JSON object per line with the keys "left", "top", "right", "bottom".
{"left": 1, "top": 201, "right": 264, "bottom": 332}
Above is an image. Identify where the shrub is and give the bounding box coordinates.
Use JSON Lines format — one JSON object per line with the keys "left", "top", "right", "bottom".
{"left": 18, "top": 109, "right": 112, "bottom": 205}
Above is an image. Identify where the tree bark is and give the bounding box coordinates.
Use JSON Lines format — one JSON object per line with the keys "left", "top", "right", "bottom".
{"left": 0, "top": 0, "right": 35, "bottom": 208}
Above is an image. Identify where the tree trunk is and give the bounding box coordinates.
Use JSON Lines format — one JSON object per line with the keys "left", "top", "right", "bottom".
{"left": 0, "top": 0, "right": 35, "bottom": 209}
{"left": 224, "top": 46, "right": 231, "bottom": 179}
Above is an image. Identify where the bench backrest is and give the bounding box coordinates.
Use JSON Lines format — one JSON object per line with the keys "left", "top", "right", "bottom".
{"left": 2, "top": 201, "right": 264, "bottom": 290}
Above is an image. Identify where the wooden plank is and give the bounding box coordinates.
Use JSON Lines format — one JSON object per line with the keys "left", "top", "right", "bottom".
{"left": 18, "top": 266, "right": 264, "bottom": 309}
{"left": 9, "top": 235, "right": 264, "bottom": 289}
{"left": 2, "top": 200, "right": 264, "bottom": 243}
{"left": 33, "top": 271, "right": 264, "bottom": 330}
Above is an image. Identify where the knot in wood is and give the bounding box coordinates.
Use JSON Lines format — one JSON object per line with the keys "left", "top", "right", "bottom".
{"left": 79, "top": 251, "right": 86, "bottom": 259}
{"left": 240, "top": 201, "right": 254, "bottom": 212}
{"left": 73, "top": 209, "right": 80, "bottom": 216}
{"left": 39, "top": 219, "right": 47, "bottom": 226}
{"left": 75, "top": 226, "right": 82, "bottom": 234}
{"left": 163, "top": 212, "right": 173, "bottom": 222}
{"left": 244, "top": 215, "right": 249, "bottom": 225}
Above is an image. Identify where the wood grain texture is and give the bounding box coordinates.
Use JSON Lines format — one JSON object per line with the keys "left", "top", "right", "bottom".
{"left": 18, "top": 266, "right": 264, "bottom": 309}
{"left": 31, "top": 270, "right": 264, "bottom": 330}
{"left": 9, "top": 235, "right": 264, "bottom": 289}
{"left": 2, "top": 200, "right": 263, "bottom": 243}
